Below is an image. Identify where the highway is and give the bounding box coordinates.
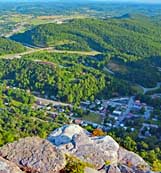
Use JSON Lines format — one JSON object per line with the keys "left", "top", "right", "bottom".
{"left": 0, "top": 47, "right": 101, "bottom": 60}
{"left": 139, "top": 82, "right": 161, "bottom": 94}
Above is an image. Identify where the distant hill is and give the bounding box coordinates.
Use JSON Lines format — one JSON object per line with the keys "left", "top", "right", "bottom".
{"left": 114, "top": 13, "right": 133, "bottom": 19}
{"left": 11, "top": 16, "right": 161, "bottom": 60}
{"left": 0, "top": 37, "right": 26, "bottom": 56}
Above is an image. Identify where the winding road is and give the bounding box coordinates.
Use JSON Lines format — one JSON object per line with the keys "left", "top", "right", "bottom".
{"left": 0, "top": 46, "right": 101, "bottom": 60}
{"left": 2, "top": 44, "right": 160, "bottom": 96}
{"left": 139, "top": 82, "right": 161, "bottom": 94}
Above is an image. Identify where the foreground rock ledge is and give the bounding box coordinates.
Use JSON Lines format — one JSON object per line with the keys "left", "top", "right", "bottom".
{"left": 0, "top": 137, "right": 66, "bottom": 173}
{"left": 0, "top": 125, "right": 153, "bottom": 173}
{"left": 48, "top": 124, "right": 150, "bottom": 172}
{"left": 0, "top": 156, "right": 24, "bottom": 173}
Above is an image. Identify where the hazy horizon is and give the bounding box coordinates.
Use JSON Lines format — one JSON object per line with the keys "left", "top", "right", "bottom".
{"left": 0, "top": 0, "right": 161, "bottom": 4}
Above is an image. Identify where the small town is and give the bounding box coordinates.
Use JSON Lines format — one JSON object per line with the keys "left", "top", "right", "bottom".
{"left": 34, "top": 93, "right": 161, "bottom": 141}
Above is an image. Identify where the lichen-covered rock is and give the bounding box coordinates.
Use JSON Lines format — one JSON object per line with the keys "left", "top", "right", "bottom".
{"left": 0, "top": 125, "right": 152, "bottom": 173}
{"left": 118, "top": 147, "right": 149, "bottom": 171}
{"left": 0, "top": 137, "right": 66, "bottom": 173}
{"left": 48, "top": 124, "right": 90, "bottom": 146}
{"left": 0, "top": 156, "right": 24, "bottom": 173}
{"left": 47, "top": 124, "right": 150, "bottom": 172}
{"left": 48, "top": 124, "right": 119, "bottom": 168}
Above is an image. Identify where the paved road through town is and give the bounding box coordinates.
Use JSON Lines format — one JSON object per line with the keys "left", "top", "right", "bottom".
{"left": 118, "top": 96, "right": 135, "bottom": 123}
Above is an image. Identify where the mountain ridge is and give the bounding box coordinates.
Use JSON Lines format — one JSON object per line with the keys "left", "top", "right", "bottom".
{"left": 11, "top": 16, "right": 161, "bottom": 60}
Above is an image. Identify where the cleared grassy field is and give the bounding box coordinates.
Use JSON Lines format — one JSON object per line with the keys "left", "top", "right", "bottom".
{"left": 82, "top": 112, "right": 102, "bottom": 124}
{"left": 1, "top": 13, "right": 87, "bottom": 37}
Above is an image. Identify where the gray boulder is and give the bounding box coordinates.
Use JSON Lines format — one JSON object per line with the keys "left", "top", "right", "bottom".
{"left": 0, "top": 137, "right": 66, "bottom": 173}
{"left": 47, "top": 124, "right": 150, "bottom": 172}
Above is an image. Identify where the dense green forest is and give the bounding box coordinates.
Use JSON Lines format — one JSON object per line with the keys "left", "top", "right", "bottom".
{"left": 0, "top": 57, "right": 106, "bottom": 104}
{"left": 0, "top": 84, "right": 66, "bottom": 146}
{"left": 12, "top": 16, "right": 161, "bottom": 60}
{"left": 0, "top": 51, "right": 138, "bottom": 103}
{"left": 0, "top": 37, "right": 26, "bottom": 56}
{"left": 8, "top": 16, "right": 161, "bottom": 87}
{"left": 107, "top": 57, "right": 161, "bottom": 88}
{"left": 22, "top": 51, "right": 137, "bottom": 97}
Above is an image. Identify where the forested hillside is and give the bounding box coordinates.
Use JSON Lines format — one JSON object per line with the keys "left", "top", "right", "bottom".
{"left": 0, "top": 84, "right": 65, "bottom": 146}
{"left": 0, "top": 37, "right": 26, "bottom": 56}
{"left": 11, "top": 16, "right": 161, "bottom": 60}
{"left": 107, "top": 57, "right": 161, "bottom": 88}
{"left": 0, "top": 57, "right": 106, "bottom": 104}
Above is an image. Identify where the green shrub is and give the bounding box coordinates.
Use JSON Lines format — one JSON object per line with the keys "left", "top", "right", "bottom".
{"left": 61, "top": 155, "right": 93, "bottom": 173}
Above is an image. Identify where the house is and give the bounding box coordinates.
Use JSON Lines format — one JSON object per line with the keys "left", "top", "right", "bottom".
{"left": 152, "top": 118, "right": 158, "bottom": 121}
{"left": 74, "top": 119, "right": 83, "bottom": 125}
{"left": 120, "top": 123, "right": 124, "bottom": 127}
{"left": 46, "top": 106, "right": 51, "bottom": 110}
{"left": 69, "top": 113, "right": 74, "bottom": 117}
{"left": 112, "top": 110, "right": 122, "bottom": 116}
{"left": 81, "top": 122, "right": 88, "bottom": 127}
{"left": 105, "top": 123, "right": 112, "bottom": 127}
{"left": 101, "top": 108, "right": 106, "bottom": 114}
{"left": 131, "top": 128, "right": 135, "bottom": 132}
{"left": 124, "top": 126, "right": 127, "bottom": 130}
{"left": 109, "top": 102, "right": 122, "bottom": 107}
{"left": 59, "top": 108, "right": 65, "bottom": 113}
{"left": 95, "top": 99, "right": 101, "bottom": 105}
{"left": 135, "top": 100, "right": 141, "bottom": 105}
{"left": 82, "top": 101, "right": 91, "bottom": 105}
{"left": 114, "top": 117, "right": 118, "bottom": 120}
{"left": 92, "top": 123, "right": 98, "bottom": 128}
{"left": 98, "top": 106, "right": 104, "bottom": 111}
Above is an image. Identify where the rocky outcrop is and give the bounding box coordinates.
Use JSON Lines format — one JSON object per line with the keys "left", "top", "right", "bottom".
{"left": 0, "top": 137, "right": 66, "bottom": 173}
{"left": 47, "top": 124, "right": 150, "bottom": 173}
{"left": 0, "top": 125, "right": 152, "bottom": 173}
{"left": 0, "top": 156, "right": 24, "bottom": 173}
{"left": 118, "top": 148, "right": 148, "bottom": 170}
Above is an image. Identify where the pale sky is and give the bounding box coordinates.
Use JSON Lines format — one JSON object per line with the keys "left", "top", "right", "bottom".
{"left": 94, "top": 0, "right": 161, "bottom": 3}
{"left": 1, "top": 0, "right": 161, "bottom": 3}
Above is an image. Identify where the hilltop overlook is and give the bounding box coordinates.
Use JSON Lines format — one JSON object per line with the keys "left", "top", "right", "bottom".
{"left": 0, "top": 124, "right": 152, "bottom": 173}
{"left": 0, "top": 1, "right": 161, "bottom": 172}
